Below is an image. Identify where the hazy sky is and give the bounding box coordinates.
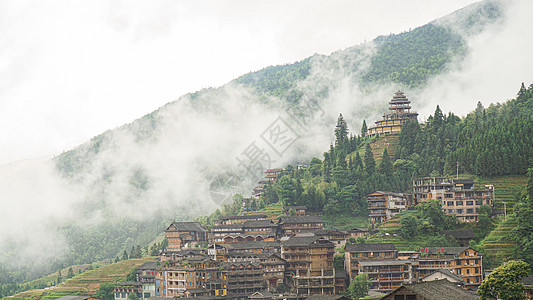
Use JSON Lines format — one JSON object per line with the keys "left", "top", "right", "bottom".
{"left": 0, "top": 0, "right": 482, "bottom": 164}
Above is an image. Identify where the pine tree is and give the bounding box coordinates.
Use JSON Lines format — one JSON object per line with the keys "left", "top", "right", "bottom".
{"left": 335, "top": 114, "right": 349, "bottom": 150}
{"left": 361, "top": 120, "right": 367, "bottom": 137}
{"left": 122, "top": 250, "right": 129, "bottom": 261}
{"left": 364, "top": 144, "right": 375, "bottom": 175}
{"left": 378, "top": 148, "right": 393, "bottom": 176}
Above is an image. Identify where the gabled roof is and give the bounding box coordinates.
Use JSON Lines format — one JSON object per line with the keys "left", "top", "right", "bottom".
{"left": 345, "top": 243, "right": 397, "bottom": 252}
{"left": 137, "top": 261, "right": 157, "bottom": 270}
{"left": 422, "top": 269, "right": 464, "bottom": 283}
{"left": 243, "top": 220, "right": 278, "bottom": 228}
{"left": 383, "top": 279, "right": 477, "bottom": 300}
{"left": 219, "top": 241, "right": 280, "bottom": 250}
{"left": 165, "top": 221, "right": 207, "bottom": 232}
{"left": 281, "top": 236, "right": 333, "bottom": 247}
{"left": 306, "top": 295, "right": 350, "bottom": 300}
{"left": 279, "top": 216, "right": 324, "bottom": 224}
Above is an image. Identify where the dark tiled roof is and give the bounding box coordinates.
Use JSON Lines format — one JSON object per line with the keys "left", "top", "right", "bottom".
{"left": 345, "top": 243, "right": 397, "bottom": 252}
{"left": 219, "top": 214, "right": 267, "bottom": 220}
{"left": 282, "top": 236, "right": 333, "bottom": 247}
{"left": 385, "top": 279, "right": 477, "bottom": 300}
{"left": 441, "top": 229, "right": 475, "bottom": 239}
{"left": 118, "top": 281, "right": 142, "bottom": 287}
{"left": 348, "top": 227, "right": 368, "bottom": 232}
{"left": 220, "top": 241, "right": 280, "bottom": 250}
{"left": 422, "top": 269, "right": 464, "bottom": 283}
{"left": 137, "top": 261, "right": 157, "bottom": 270}
{"left": 166, "top": 221, "right": 207, "bottom": 232}
{"left": 368, "top": 191, "right": 407, "bottom": 198}
{"left": 213, "top": 223, "right": 244, "bottom": 229}
{"left": 243, "top": 220, "right": 278, "bottom": 228}
{"left": 279, "top": 216, "right": 324, "bottom": 224}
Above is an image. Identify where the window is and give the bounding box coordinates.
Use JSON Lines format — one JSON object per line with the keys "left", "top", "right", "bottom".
{"left": 467, "top": 208, "right": 474, "bottom": 214}
{"left": 144, "top": 293, "right": 150, "bottom": 298}
{"left": 456, "top": 209, "right": 463, "bottom": 214}
{"left": 448, "top": 209, "right": 454, "bottom": 214}
{"left": 456, "top": 201, "right": 463, "bottom": 206}
{"left": 447, "top": 201, "right": 454, "bottom": 206}
{"left": 466, "top": 201, "right": 473, "bottom": 205}
{"left": 445, "top": 193, "right": 454, "bottom": 198}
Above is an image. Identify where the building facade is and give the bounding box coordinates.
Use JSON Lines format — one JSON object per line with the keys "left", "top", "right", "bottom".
{"left": 412, "top": 177, "right": 494, "bottom": 222}
{"left": 367, "top": 191, "right": 411, "bottom": 224}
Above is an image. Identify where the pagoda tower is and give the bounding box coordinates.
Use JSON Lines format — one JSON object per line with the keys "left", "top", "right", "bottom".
{"left": 366, "top": 91, "right": 418, "bottom": 137}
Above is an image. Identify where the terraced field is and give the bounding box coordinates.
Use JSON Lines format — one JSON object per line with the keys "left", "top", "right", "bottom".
{"left": 478, "top": 175, "right": 526, "bottom": 267}
{"left": 245, "top": 202, "right": 283, "bottom": 219}
{"left": 479, "top": 175, "right": 527, "bottom": 213}
{"left": 7, "top": 257, "right": 156, "bottom": 300}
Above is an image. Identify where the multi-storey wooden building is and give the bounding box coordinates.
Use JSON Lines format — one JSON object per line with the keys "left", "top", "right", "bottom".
{"left": 345, "top": 243, "right": 398, "bottom": 281}
{"left": 216, "top": 214, "right": 267, "bottom": 225}
{"left": 226, "top": 252, "right": 287, "bottom": 290}
{"left": 357, "top": 259, "right": 416, "bottom": 293}
{"left": 164, "top": 222, "right": 208, "bottom": 251}
{"left": 281, "top": 236, "right": 339, "bottom": 295}
{"left": 417, "top": 247, "right": 482, "bottom": 290}
{"left": 278, "top": 216, "right": 324, "bottom": 237}
{"left": 412, "top": 177, "right": 494, "bottom": 222}
{"left": 366, "top": 91, "right": 418, "bottom": 137}
{"left": 367, "top": 191, "right": 412, "bottom": 224}
{"left": 212, "top": 219, "right": 278, "bottom": 243}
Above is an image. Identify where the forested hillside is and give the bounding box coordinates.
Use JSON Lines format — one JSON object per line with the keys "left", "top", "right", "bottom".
{"left": 0, "top": 1, "right": 510, "bottom": 297}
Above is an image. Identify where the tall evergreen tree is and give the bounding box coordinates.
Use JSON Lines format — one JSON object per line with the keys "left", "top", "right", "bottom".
{"left": 335, "top": 114, "right": 349, "bottom": 150}
{"left": 378, "top": 148, "right": 393, "bottom": 176}
{"left": 361, "top": 120, "right": 367, "bottom": 137}
{"left": 364, "top": 144, "right": 375, "bottom": 175}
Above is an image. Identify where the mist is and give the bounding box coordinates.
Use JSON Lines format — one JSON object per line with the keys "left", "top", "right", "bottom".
{"left": 1, "top": 0, "right": 532, "bottom": 284}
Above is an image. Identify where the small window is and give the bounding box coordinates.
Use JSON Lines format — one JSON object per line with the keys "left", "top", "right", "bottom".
{"left": 466, "top": 201, "right": 474, "bottom": 205}
{"left": 456, "top": 201, "right": 463, "bottom": 206}
{"left": 456, "top": 209, "right": 463, "bottom": 214}
{"left": 467, "top": 208, "right": 474, "bottom": 214}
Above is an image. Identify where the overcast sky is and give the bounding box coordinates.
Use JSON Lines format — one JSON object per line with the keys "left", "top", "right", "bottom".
{"left": 0, "top": 0, "right": 483, "bottom": 164}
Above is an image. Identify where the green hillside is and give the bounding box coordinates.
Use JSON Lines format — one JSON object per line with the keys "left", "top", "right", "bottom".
{"left": 6, "top": 258, "right": 155, "bottom": 300}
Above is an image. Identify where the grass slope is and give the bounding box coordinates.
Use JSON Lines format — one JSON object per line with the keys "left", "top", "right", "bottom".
{"left": 6, "top": 258, "right": 155, "bottom": 300}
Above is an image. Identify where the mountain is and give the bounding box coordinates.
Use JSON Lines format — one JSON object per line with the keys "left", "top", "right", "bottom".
{"left": 0, "top": 0, "right": 516, "bottom": 293}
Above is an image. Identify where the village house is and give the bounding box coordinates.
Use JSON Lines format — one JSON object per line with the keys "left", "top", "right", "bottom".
{"left": 412, "top": 177, "right": 494, "bottom": 222}
{"left": 225, "top": 252, "right": 286, "bottom": 290}
{"left": 347, "top": 228, "right": 369, "bottom": 239}
{"left": 367, "top": 191, "right": 411, "bottom": 224}
{"left": 265, "top": 168, "right": 284, "bottom": 182}
{"left": 278, "top": 216, "right": 325, "bottom": 238}
{"left": 366, "top": 91, "right": 418, "bottom": 137}
{"left": 212, "top": 219, "right": 279, "bottom": 243}
{"left": 164, "top": 222, "right": 208, "bottom": 251}
{"left": 420, "top": 269, "right": 464, "bottom": 285}
{"left": 114, "top": 281, "right": 143, "bottom": 300}
{"left": 216, "top": 214, "right": 268, "bottom": 225}
{"left": 345, "top": 243, "right": 398, "bottom": 281}
{"left": 357, "top": 259, "right": 416, "bottom": 293}
{"left": 381, "top": 279, "right": 478, "bottom": 300}
{"left": 417, "top": 247, "right": 482, "bottom": 290}
{"left": 281, "top": 236, "right": 342, "bottom": 295}
{"left": 283, "top": 206, "right": 308, "bottom": 216}
{"left": 135, "top": 262, "right": 157, "bottom": 299}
